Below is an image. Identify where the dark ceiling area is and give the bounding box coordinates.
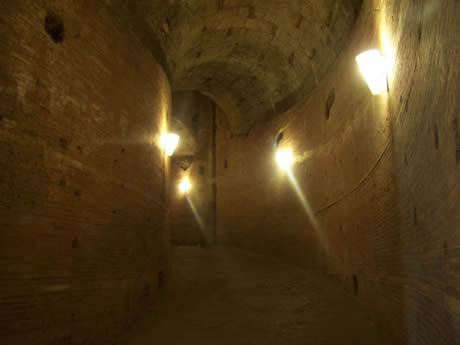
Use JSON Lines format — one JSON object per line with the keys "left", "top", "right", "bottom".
{"left": 107, "top": 0, "right": 362, "bottom": 134}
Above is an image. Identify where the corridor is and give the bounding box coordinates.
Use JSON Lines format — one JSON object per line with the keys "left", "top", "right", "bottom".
{"left": 1, "top": 0, "right": 458, "bottom": 344}
{"left": 120, "top": 247, "right": 385, "bottom": 345}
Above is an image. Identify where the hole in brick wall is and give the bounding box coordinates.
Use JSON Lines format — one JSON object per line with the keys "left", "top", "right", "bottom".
{"left": 45, "top": 11, "right": 64, "bottom": 43}
{"left": 144, "top": 283, "right": 151, "bottom": 297}
{"left": 204, "top": 78, "right": 213, "bottom": 87}
{"left": 418, "top": 23, "right": 422, "bottom": 43}
{"left": 72, "top": 238, "right": 80, "bottom": 248}
{"left": 77, "top": 145, "right": 82, "bottom": 152}
{"left": 158, "top": 271, "right": 166, "bottom": 288}
{"left": 353, "top": 274, "right": 358, "bottom": 296}
{"left": 326, "top": 89, "right": 335, "bottom": 120}
{"left": 454, "top": 118, "right": 460, "bottom": 165}
{"left": 296, "top": 15, "right": 304, "bottom": 29}
{"left": 288, "top": 53, "right": 295, "bottom": 67}
{"left": 162, "top": 19, "right": 170, "bottom": 35}
{"left": 59, "top": 179, "right": 66, "bottom": 186}
{"left": 413, "top": 207, "right": 418, "bottom": 226}
{"left": 325, "top": 10, "right": 333, "bottom": 27}
{"left": 351, "top": 0, "right": 362, "bottom": 17}
{"left": 199, "top": 166, "right": 205, "bottom": 175}
{"left": 192, "top": 113, "right": 200, "bottom": 128}
{"left": 121, "top": 148, "right": 125, "bottom": 153}
{"left": 217, "top": 0, "right": 224, "bottom": 10}
{"left": 59, "top": 138, "right": 69, "bottom": 149}
{"left": 276, "top": 132, "right": 284, "bottom": 147}
{"left": 224, "top": 160, "right": 228, "bottom": 169}
{"left": 74, "top": 190, "right": 81, "bottom": 197}
{"left": 0, "top": 115, "right": 3, "bottom": 121}
{"left": 248, "top": 5, "right": 256, "bottom": 19}
{"left": 434, "top": 123, "right": 439, "bottom": 150}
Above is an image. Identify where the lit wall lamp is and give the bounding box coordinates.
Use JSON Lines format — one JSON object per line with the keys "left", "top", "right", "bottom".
{"left": 356, "top": 49, "right": 389, "bottom": 95}
{"left": 276, "top": 149, "right": 293, "bottom": 170}
{"left": 178, "top": 177, "right": 191, "bottom": 193}
{"left": 161, "top": 133, "right": 180, "bottom": 156}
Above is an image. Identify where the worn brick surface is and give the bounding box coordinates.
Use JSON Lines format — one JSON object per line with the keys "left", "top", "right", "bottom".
{"left": 0, "top": 1, "right": 171, "bottom": 344}
{"left": 216, "top": 0, "right": 460, "bottom": 343}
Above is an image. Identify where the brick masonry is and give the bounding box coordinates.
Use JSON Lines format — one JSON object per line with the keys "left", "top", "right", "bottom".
{"left": 0, "top": 1, "right": 171, "bottom": 344}
{"left": 216, "top": 0, "right": 460, "bottom": 344}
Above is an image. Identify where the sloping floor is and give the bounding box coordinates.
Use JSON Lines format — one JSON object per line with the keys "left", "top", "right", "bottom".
{"left": 119, "top": 246, "right": 386, "bottom": 345}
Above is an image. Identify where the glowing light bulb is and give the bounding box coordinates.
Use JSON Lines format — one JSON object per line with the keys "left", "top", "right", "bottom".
{"left": 356, "top": 49, "right": 387, "bottom": 95}
{"left": 161, "top": 133, "right": 179, "bottom": 156}
{"left": 276, "top": 149, "right": 293, "bottom": 170}
{"left": 179, "top": 178, "right": 190, "bottom": 193}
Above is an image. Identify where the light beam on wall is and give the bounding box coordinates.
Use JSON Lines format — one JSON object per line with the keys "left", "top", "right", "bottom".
{"left": 356, "top": 49, "right": 388, "bottom": 95}
{"left": 161, "top": 133, "right": 180, "bottom": 156}
{"left": 286, "top": 170, "right": 320, "bottom": 232}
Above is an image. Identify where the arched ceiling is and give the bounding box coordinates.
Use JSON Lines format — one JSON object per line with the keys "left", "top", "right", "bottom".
{"left": 107, "top": 0, "right": 362, "bottom": 134}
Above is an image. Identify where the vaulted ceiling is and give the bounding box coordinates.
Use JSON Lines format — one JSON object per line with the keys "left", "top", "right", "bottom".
{"left": 107, "top": 0, "right": 362, "bottom": 134}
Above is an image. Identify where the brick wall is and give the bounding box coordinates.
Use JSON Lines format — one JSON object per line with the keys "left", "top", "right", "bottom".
{"left": 216, "top": 0, "right": 460, "bottom": 343}
{"left": 0, "top": 1, "right": 171, "bottom": 344}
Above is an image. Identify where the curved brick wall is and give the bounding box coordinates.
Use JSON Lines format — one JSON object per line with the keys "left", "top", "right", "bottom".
{"left": 216, "top": 0, "right": 460, "bottom": 343}
{"left": 0, "top": 1, "right": 171, "bottom": 344}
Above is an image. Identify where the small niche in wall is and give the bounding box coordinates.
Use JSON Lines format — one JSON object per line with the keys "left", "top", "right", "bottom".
{"left": 192, "top": 113, "right": 200, "bottom": 128}
{"left": 434, "top": 123, "right": 439, "bottom": 150}
{"left": 276, "top": 132, "right": 284, "bottom": 147}
{"left": 352, "top": 274, "right": 358, "bottom": 296}
{"left": 199, "top": 166, "right": 205, "bottom": 176}
{"left": 325, "top": 88, "right": 335, "bottom": 120}
{"left": 158, "top": 271, "right": 166, "bottom": 288}
{"left": 417, "top": 23, "right": 422, "bottom": 43}
{"left": 143, "top": 282, "right": 151, "bottom": 297}
{"left": 454, "top": 118, "right": 460, "bottom": 165}
{"left": 72, "top": 238, "right": 80, "bottom": 249}
{"left": 45, "top": 11, "right": 64, "bottom": 43}
{"left": 224, "top": 160, "right": 228, "bottom": 169}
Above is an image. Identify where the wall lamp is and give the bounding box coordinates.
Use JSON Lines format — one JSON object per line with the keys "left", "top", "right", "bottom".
{"left": 276, "top": 149, "right": 293, "bottom": 170}
{"left": 356, "top": 49, "right": 389, "bottom": 95}
{"left": 161, "top": 133, "right": 180, "bottom": 156}
{"left": 178, "top": 177, "right": 191, "bottom": 193}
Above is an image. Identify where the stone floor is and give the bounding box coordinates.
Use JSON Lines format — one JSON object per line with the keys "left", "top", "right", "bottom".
{"left": 119, "top": 246, "right": 386, "bottom": 345}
